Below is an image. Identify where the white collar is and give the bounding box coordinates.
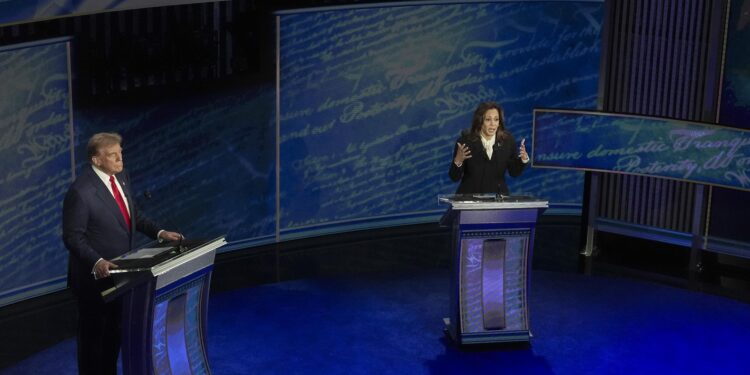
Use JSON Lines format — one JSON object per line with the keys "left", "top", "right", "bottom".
{"left": 91, "top": 165, "right": 125, "bottom": 193}
{"left": 91, "top": 164, "right": 114, "bottom": 182}
{"left": 480, "top": 134, "right": 496, "bottom": 147}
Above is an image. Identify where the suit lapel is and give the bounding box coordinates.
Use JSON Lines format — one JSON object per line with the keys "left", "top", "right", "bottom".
{"left": 470, "top": 139, "right": 490, "bottom": 161}
{"left": 490, "top": 139, "right": 503, "bottom": 162}
{"left": 86, "top": 167, "right": 130, "bottom": 233}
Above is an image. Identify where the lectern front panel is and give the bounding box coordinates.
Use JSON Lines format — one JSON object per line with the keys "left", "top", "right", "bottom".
{"left": 152, "top": 271, "right": 211, "bottom": 375}
{"left": 439, "top": 198, "right": 546, "bottom": 344}
{"left": 459, "top": 230, "right": 529, "bottom": 334}
{"left": 116, "top": 237, "right": 224, "bottom": 375}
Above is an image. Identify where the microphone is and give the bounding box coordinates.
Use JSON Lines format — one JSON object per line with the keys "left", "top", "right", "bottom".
{"left": 143, "top": 190, "right": 185, "bottom": 251}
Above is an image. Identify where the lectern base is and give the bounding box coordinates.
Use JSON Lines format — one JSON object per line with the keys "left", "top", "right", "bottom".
{"left": 443, "top": 317, "right": 531, "bottom": 345}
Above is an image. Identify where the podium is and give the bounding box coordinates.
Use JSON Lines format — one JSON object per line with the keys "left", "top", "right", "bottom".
{"left": 439, "top": 195, "right": 547, "bottom": 345}
{"left": 100, "top": 236, "right": 226, "bottom": 375}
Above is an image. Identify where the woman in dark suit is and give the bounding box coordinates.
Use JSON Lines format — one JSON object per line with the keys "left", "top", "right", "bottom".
{"left": 449, "top": 102, "right": 529, "bottom": 195}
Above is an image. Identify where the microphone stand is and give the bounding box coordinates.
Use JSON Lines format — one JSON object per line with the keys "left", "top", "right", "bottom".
{"left": 143, "top": 190, "right": 187, "bottom": 253}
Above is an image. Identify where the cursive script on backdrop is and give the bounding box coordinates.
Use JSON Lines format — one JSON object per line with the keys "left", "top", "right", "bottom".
{"left": 278, "top": 2, "right": 604, "bottom": 231}
{"left": 533, "top": 110, "right": 750, "bottom": 191}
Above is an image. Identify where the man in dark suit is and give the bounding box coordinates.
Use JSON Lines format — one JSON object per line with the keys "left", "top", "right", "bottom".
{"left": 62, "top": 132, "right": 182, "bottom": 375}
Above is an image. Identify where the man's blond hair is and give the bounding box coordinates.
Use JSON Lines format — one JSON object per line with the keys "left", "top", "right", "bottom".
{"left": 87, "top": 132, "right": 122, "bottom": 161}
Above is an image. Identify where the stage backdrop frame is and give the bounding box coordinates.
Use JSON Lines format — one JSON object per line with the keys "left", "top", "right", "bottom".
{"left": 275, "top": 0, "right": 605, "bottom": 241}
{"left": 0, "top": 37, "right": 75, "bottom": 307}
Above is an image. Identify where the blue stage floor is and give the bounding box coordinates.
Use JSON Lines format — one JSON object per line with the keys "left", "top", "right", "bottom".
{"left": 2, "top": 269, "right": 749, "bottom": 374}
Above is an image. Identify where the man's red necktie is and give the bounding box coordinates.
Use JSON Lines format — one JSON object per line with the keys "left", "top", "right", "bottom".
{"left": 109, "top": 175, "right": 131, "bottom": 231}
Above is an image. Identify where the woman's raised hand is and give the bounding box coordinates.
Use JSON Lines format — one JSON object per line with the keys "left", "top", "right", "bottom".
{"left": 454, "top": 142, "right": 472, "bottom": 166}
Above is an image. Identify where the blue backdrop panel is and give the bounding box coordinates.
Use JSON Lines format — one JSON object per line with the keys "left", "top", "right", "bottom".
{"left": 0, "top": 39, "right": 73, "bottom": 306}
{"left": 720, "top": 0, "right": 750, "bottom": 129}
{"left": 73, "top": 85, "right": 276, "bottom": 249}
{"left": 533, "top": 110, "right": 750, "bottom": 191}
{"left": 710, "top": 0, "right": 750, "bottom": 243}
{"left": 0, "top": 0, "right": 228, "bottom": 27}
{"left": 278, "top": 1, "right": 603, "bottom": 236}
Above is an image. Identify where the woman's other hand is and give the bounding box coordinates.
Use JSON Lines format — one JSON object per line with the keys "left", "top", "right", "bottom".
{"left": 454, "top": 142, "right": 472, "bottom": 167}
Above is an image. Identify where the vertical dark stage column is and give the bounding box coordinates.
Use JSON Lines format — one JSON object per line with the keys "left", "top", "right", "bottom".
{"left": 120, "top": 279, "right": 157, "bottom": 375}
{"left": 165, "top": 292, "right": 188, "bottom": 373}
{"left": 482, "top": 239, "right": 506, "bottom": 330}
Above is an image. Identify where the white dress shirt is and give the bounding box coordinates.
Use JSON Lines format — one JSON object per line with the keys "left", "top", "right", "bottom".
{"left": 480, "top": 134, "right": 496, "bottom": 160}
{"left": 91, "top": 165, "right": 131, "bottom": 216}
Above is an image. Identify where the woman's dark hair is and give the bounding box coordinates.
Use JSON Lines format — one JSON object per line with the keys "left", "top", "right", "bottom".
{"left": 465, "top": 102, "right": 508, "bottom": 142}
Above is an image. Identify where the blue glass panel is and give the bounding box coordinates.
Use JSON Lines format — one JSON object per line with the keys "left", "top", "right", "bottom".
{"left": 0, "top": 39, "right": 72, "bottom": 307}
{"left": 533, "top": 110, "right": 750, "bottom": 191}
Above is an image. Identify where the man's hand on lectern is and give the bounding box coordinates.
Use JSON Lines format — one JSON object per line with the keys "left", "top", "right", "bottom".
{"left": 159, "top": 231, "right": 184, "bottom": 242}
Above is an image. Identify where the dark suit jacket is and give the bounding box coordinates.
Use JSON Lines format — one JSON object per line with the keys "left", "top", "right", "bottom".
{"left": 62, "top": 165, "right": 159, "bottom": 300}
{"left": 448, "top": 131, "right": 527, "bottom": 195}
